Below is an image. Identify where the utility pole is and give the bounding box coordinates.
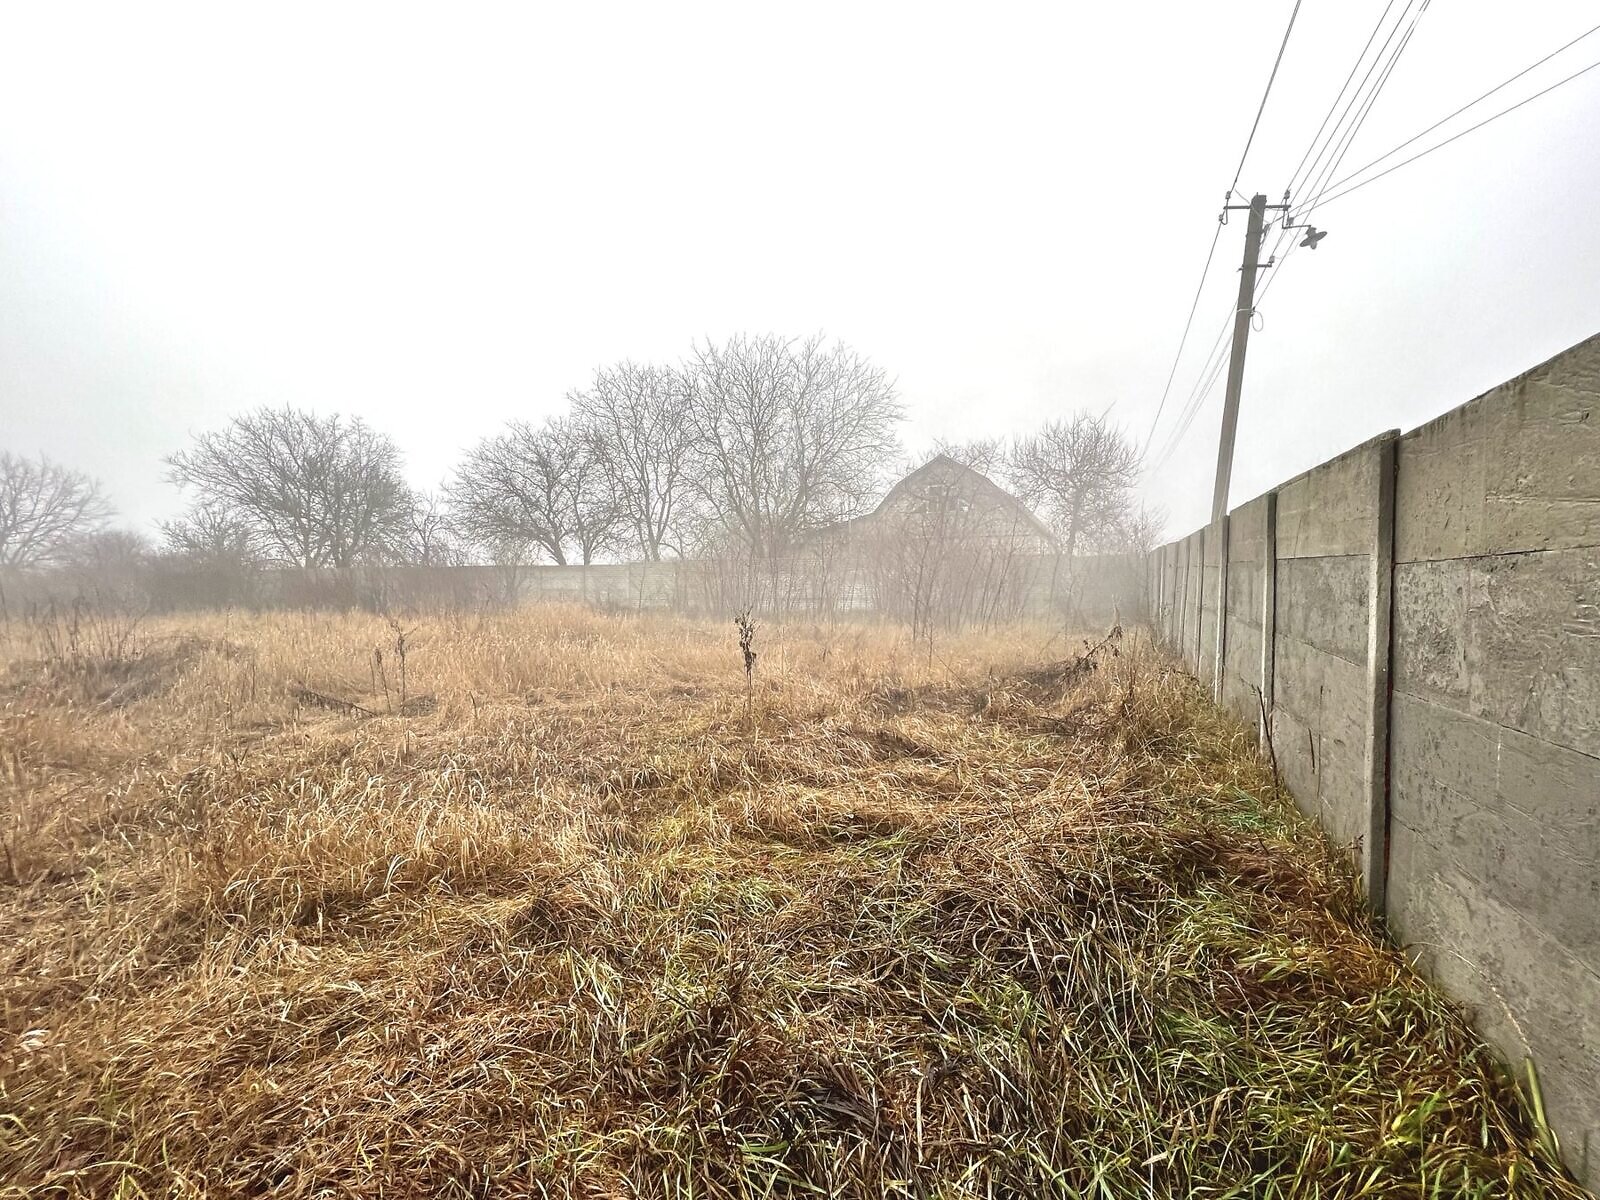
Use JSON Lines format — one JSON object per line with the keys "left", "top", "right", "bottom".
{"left": 1211, "top": 193, "right": 1268, "bottom": 527}
{"left": 1210, "top": 192, "right": 1283, "bottom": 699}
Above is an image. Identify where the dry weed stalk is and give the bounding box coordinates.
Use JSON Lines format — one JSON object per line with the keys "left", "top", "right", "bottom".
{"left": 734, "top": 608, "right": 757, "bottom": 721}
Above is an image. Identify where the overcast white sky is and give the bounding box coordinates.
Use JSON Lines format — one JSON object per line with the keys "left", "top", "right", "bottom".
{"left": 3, "top": 1, "right": 1598, "bottom": 538}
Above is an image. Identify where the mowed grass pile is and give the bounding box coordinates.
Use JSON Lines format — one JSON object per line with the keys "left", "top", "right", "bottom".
{"left": 0, "top": 606, "right": 1580, "bottom": 1198}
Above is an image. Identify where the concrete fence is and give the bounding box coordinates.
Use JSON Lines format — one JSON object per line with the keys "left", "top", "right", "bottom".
{"left": 2, "top": 551, "right": 1147, "bottom": 628}
{"left": 1151, "top": 332, "right": 1600, "bottom": 1185}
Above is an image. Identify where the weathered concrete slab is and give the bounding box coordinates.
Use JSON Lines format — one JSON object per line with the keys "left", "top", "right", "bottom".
{"left": 1226, "top": 560, "right": 1264, "bottom": 630}
{"left": 1181, "top": 530, "right": 1205, "bottom": 668}
{"left": 1388, "top": 822, "right": 1600, "bottom": 1183}
{"left": 1199, "top": 559, "right": 1219, "bottom": 683}
{"left": 1222, "top": 622, "right": 1262, "bottom": 724}
{"left": 1227, "top": 492, "right": 1271, "bottom": 565}
{"left": 1270, "top": 703, "right": 1321, "bottom": 822}
{"left": 1397, "top": 334, "right": 1600, "bottom": 563}
{"left": 1272, "top": 636, "right": 1369, "bottom": 849}
{"left": 1390, "top": 691, "right": 1600, "bottom": 969}
{"left": 1275, "top": 555, "right": 1370, "bottom": 664}
{"left": 1394, "top": 548, "right": 1600, "bottom": 757}
{"left": 1270, "top": 704, "right": 1366, "bottom": 853}
{"left": 1275, "top": 434, "right": 1393, "bottom": 559}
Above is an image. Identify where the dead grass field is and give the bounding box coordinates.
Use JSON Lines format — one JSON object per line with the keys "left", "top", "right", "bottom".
{"left": 0, "top": 606, "right": 1581, "bottom": 1198}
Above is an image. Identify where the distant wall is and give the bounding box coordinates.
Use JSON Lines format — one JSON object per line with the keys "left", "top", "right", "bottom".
{"left": 1151, "top": 332, "right": 1600, "bottom": 1186}
{"left": 2, "top": 551, "right": 1146, "bottom": 628}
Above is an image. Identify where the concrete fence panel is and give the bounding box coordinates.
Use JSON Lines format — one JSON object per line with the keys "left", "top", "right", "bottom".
{"left": 1220, "top": 493, "right": 1270, "bottom": 724}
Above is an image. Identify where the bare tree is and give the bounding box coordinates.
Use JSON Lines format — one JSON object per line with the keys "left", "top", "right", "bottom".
{"left": 402, "top": 489, "right": 465, "bottom": 566}
{"left": 1105, "top": 502, "right": 1167, "bottom": 556}
{"left": 569, "top": 361, "right": 696, "bottom": 561}
{"left": 930, "top": 437, "right": 1009, "bottom": 480}
{"left": 63, "top": 528, "right": 153, "bottom": 571}
{"left": 1006, "top": 414, "right": 1141, "bottom": 558}
{"left": 449, "top": 417, "right": 622, "bottom": 566}
{"left": 161, "top": 501, "right": 261, "bottom": 565}
{"left": 684, "top": 333, "right": 902, "bottom": 566}
{"left": 167, "top": 408, "right": 412, "bottom": 567}
{"left": 0, "top": 452, "right": 113, "bottom": 567}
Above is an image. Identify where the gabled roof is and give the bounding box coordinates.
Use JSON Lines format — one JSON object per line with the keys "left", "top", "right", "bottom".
{"left": 868, "top": 454, "right": 1058, "bottom": 544}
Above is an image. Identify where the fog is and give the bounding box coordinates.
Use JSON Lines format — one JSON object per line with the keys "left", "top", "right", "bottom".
{"left": 3, "top": 0, "right": 1598, "bottom": 539}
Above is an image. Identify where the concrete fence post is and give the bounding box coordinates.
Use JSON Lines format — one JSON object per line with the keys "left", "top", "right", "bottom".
{"left": 1212, "top": 514, "right": 1230, "bottom": 702}
{"left": 1152, "top": 548, "right": 1161, "bottom": 643}
{"left": 1171, "top": 544, "right": 1184, "bottom": 649}
{"left": 1360, "top": 432, "right": 1399, "bottom": 914}
{"left": 1175, "top": 540, "right": 1184, "bottom": 650}
{"left": 1171, "top": 544, "right": 1184, "bottom": 652}
{"left": 1175, "top": 538, "right": 1188, "bottom": 655}
{"left": 1150, "top": 550, "right": 1161, "bottom": 639}
{"left": 1193, "top": 527, "right": 1205, "bottom": 670}
{"left": 1259, "top": 491, "right": 1278, "bottom": 753}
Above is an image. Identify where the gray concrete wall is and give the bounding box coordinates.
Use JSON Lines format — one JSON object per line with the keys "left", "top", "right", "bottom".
{"left": 1386, "top": 339, "right": 1600, "bottom": 1183}
{"left": 1151, "top": 332, "right": 1600, "bottom": 1186}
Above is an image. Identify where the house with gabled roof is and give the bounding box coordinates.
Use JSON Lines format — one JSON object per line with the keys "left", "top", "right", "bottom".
{"left": 857, "top": 454, "right": 1057, "bottom": 551}
{"left": 791, "top": 454, "right": 1058, "bottom": 624}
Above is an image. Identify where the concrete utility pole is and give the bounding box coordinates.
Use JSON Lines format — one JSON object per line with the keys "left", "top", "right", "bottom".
{"left": 1211, "top": 193, "right": 1268, "bottom": 528}
{"left": 1210, "top": 192, "right": 1285, "bottom": 699}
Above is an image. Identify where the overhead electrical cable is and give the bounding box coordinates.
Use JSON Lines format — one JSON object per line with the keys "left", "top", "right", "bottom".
{"left": 1306, "top": 53, "right": 1600, "bottom": 211}
{"left": 1309, "top": 1, "right": 1429, "bottom": 197}
{"left": 1294, "top": 0, "right": 1432, "bottom": 219}
{"left": 1259, "top": 0, "right": 1430, "bottom": 309}
{"left": 1150, "top": 304, "right": 1236, "bottom": 472}
{"left": 1142, "top": 222, "right": 1226, "bottom": 458}
{"left": 1144, "top": 0, "right": 1306, "bottom": 465}
{"left": 1284, "top": 0, "right": 1400, "bottom": 200}
{"left": 1151, "top": 340, "right": 1234, "bottom": 476}
{"left": 1231, "top": 0, "right": 1307, "bottom": 192}
{"left": 1254, "top": 0, "right": 1415, "bottom": 319}
{"left": 1291, "top": 0, "right": 1421, "bottom": 211}
{"left": 1323, "top": 20, "right": 1600, "bottom": 191}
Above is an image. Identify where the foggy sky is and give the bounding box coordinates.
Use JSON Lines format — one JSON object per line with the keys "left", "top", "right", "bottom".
{"left": 3, "top": 1, "right": 1598, "bottom": 540}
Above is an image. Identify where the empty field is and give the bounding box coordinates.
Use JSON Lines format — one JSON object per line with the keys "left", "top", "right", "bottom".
{"left": 0, "top": 607, "right": 1580, "bottom": 1197}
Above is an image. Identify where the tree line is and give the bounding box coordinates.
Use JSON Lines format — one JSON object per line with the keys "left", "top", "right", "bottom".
{"left": 2, "top": 332, "right": 1158, "bottom": 575}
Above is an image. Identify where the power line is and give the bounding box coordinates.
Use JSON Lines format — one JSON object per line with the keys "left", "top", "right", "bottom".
{"left": 1292, "top": 0, "right": 1433, "bottom": 220}
{"left": 1231, "top": 0, "right": 1307, "bottom": 191}
{"left": 1152, "top": 334, "right": 1234, "bottom": 476}
{"left": 1302, "top": 0, "right": 1430, "bottom": 212}
{"left": 1260, "top": 0, "right": 1429, "bottom": 305}
{"left": 1292, "top": 0, "right": 1422, "bottom": 212}
{"left": 1145, "top": 0, "right": 1306, "bottom": 467}
{"left": 1150, "top": 303, "right": 1235, "bottom": 472}
{"left": 1252, "top": 221, "right": 1298, "bottom": 307}
{"left": 1310, "top": 55, "right": 1600, "bottom": 210}
{"left": 1328, "top": 20, "right": 1600, "bottom": 190}
{"left": 1164, "top": 3, "right": 1428, "bottom": 466}
{"left": 1261, "top": 15, "right": 1597, "bottom": 373}
{"left": 1141, "top": 220, "right": 1225, "bottom": 458}
{"left": 1284, "top": 0, "right": 1400, "bottom": 199}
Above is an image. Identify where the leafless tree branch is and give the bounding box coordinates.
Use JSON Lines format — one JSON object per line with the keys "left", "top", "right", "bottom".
{"left": 0, "top": 453, "right": 113, "bottom": 568}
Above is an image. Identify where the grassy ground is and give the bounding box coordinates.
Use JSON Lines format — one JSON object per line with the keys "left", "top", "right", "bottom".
{"left": 0, "top": 605, "right": 1582, "bottom": 1198}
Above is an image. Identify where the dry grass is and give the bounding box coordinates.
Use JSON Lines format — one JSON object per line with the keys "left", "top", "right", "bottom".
{"left": 0, "top": 605, "right": 1581, "bottom": 1198}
